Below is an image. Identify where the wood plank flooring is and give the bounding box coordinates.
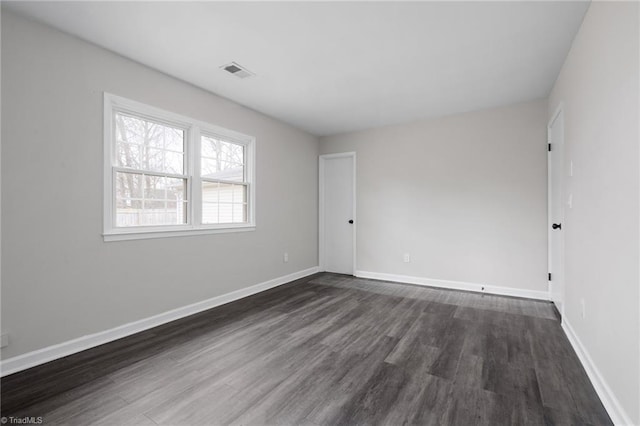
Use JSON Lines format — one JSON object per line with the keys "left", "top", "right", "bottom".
{"left": 1, "top": 273, "right": 611, "bottom": 425}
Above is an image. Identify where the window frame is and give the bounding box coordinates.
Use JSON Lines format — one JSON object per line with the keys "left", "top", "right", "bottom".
{"left": 103, "top": 93, "right": 256, "bottom": 242}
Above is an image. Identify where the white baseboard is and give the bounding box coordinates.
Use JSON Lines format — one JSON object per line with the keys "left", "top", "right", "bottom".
{"left": 562, "top": 319, "right": 634, "bottom": 426}
{"left": 354, "top": 270, "right": 549, "bottom": 301}
{"left": 0, "top": 266, "right": 320, "bottom": 377}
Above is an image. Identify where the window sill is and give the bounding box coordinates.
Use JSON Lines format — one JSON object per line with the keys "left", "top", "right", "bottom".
{"left": 103, "top": 225, "right": 256, "bottom": 242}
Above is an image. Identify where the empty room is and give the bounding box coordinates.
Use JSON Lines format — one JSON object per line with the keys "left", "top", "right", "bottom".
{"left": 1, "top": 1, "right": 638, "bottom": 425}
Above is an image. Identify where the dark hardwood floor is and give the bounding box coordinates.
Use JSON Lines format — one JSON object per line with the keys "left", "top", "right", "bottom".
{"left": 1, "top": 273, "right": 611, "bottom": 425}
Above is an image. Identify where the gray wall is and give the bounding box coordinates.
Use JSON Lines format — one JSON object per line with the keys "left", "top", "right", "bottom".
{"left": 1, "top": 11, "right": 319, "bottom": 359}
{"left": 320, "top": 99, "right": 548, "bottom": 293}
{"left": 548, "top": 2, "right": 639, "bottom": 423}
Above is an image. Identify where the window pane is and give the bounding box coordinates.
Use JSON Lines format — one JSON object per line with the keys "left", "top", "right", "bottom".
{"left": 235, "top": 185, "right": 247, "bottom": 203}
{"left": 201, "top": 136, "right": 219, "bottom": 159}
{"left": 201, "top": 158, "right": 219, "bottom": 176}
{"left": 201, "top": 182, "right": 247, "bottom": 224}
{"left": 116, "top": 142, "right": 142, "bottom": 170}
{"left": 201, "top": 136, "right": 244, "bottom": 181}
{"left": 116, "top": 171, "right": 143, "bottom": 199}
{"left": 115, "top": 112, "right": 184, "bottom": 174}
{"left": 202, "top": 202, "right": 219, "bottom": 224}
{"left": 164, "top": 128, "right": 184, "bottom": 152}
{"left": 141, "top": 176, "right": 186, "bottom": 204}
{"left": 201, "top": 160, "right": 244, "bottom": 181}
{"left": 219, "top": 203, "right": 233, "bottom": 224}
{"left": 217, "top": 183, "right": 245, "bottom": 203}
{"left": 165, "top": 152, "right": 184, "bottom": 175}
{"left": 218, "top": 183, "right": 233, "bottom": 203}
{"left": 202, "top": 181, "right": 219, "bottom": 203}
{"left": 115, "top": 171, "right": 187, "bottom": 227}
{"left": 233, "top": 204, "right": 247, "bottom": 223}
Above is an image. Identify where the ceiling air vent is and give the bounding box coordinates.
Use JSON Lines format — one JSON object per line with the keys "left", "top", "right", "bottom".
{"left": 221, "top": 62, "right": 255, "bottom": 79}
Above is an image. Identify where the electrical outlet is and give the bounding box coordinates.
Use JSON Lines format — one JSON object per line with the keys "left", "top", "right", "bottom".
{"left": 567, "top": 193, "right": 573, "bottom": 209}
{"left": 403, "top": 253, "right": 410, "bottom": 263}
{"left": 581, "top": 299, "right": 586, "bottom": 319}
{"left": 1, "top": 333, "right": 9, "bottom": 348}
{"left": 283, "top": 252, "right": 289, "bottom": 263}
{"left": 570, "top": 160, "right": 574, "bottom": 177}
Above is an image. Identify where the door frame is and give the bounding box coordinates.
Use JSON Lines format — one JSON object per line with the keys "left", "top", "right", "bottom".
{"left": 319, "top": 152, "right": 357, "bottom": 275}
{"left": 548, "top": 102, "right": 565, "bottom": 316}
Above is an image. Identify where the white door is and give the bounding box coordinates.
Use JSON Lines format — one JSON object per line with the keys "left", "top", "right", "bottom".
{"left": 320, "top": 153, "right": 355, "bottom": 275}
{"left": 548, "top": 106, "right": 565, "bottom": 315}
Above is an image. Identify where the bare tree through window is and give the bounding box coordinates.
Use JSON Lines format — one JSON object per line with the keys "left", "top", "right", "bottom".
{"left": 114, "top": 113, "right": 187, "bottom": 226}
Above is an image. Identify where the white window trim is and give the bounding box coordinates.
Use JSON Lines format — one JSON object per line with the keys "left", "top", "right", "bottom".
{"left": 103, "top": 93, "right": 256, "bottom": 242}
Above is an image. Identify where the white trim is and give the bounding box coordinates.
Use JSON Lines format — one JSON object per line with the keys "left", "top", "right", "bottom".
{"left": 103, "top": 225, "right": 256, "bottom": 242}
{"left": 103, "top": 93, "right": 114, "bottom": 237}
{"left": 354, "top": 270, "right": 550, "bottom": 300}
{"left": 318, "top": 152, "right": 357, "bottom": 275}
{"left": 547, "top": 102, "right": 566, "bottom": 316}
{"left": 318, "top": 156, "right": 325, "bottom": 270}
{"left": 562, "top": 319, "right": 634, "bottom": 426}
{"left": 0, "top": 266, "right": 319, "bottom": 377}
{"left": 103, "top": 92, "right": 256, "bottom": 241}
{"left": 549, "top": 101, "right": 564, "bottom": 130}
{"left": 638, "top": 4, "right": 640, "bottom": 422}
{"left": 547, "top": 108, "right": 553, "bottom": 300}
{"left": 352, "top": 154, "right": 357, "bottom": 274}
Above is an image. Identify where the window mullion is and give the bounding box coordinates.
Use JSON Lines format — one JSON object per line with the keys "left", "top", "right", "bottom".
{"left": 191, "top": 125, "right": 202, "bottom": 227}
{"left": 113, "top": 167, "right": 187, "bottom": 180}
{"left": 200, "top": 177, "right": 249, "bottom": 186}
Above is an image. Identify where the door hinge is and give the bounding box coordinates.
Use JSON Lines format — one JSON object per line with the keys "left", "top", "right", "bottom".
{"left": 548, "top": 143, "right": 552, "bottom": 152}
{"left": 548, "top": 273, "right": 552, "bottom": 281}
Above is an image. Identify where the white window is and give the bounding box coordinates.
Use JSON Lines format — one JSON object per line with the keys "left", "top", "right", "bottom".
{"left": 103, "top": 93, "right": 255, "bottom": 241}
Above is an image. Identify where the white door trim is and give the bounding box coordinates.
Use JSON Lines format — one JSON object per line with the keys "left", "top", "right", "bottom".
{"left": 547, "top": 102, "right": 565, "bottom": 317}
{"left": 319, "top": 152, "right": 356, "bottom": 274}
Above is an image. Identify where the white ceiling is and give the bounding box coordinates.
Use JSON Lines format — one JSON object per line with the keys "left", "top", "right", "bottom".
{"left": 5, "top": 1, "right": 589, "bottom": 136}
